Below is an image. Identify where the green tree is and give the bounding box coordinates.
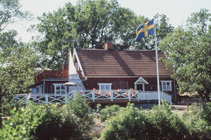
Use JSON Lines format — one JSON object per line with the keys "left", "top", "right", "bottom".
{"left": 0, "top": 41, "right": 39, "bottom": 127}
{"left": 0, "top": 0, "right": 26, "bottom": 31}
{"left": 33, "top": 0, "right": 174, "bottom": 69}
{"left": 32, "top": 6, "right": 74, "bottom": 70}
{"left": 73, "top": 0, "right": 139, "bottom": 49}
{"left": 0, "top": 0, "right": 36, "bottom": 127}
{"left": 155, "top": 13, "right": 174, "bottom": 44}
{"left": 160, "top": 9, "right": 211, "bottom": 102}
{"left": 33, "top": 0, "right": 142, "bottom": 69}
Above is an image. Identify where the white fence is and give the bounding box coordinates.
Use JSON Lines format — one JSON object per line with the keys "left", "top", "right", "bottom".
{"left": 14, "top": 90, "right": 172, "bottom": 105}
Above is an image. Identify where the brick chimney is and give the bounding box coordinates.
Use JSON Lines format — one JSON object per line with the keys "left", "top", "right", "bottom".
{"left": 62, "top": 61, "right": 68, "bottom": 70}
{"left": 104, "top": 42, "right": 113, "bottom": 50}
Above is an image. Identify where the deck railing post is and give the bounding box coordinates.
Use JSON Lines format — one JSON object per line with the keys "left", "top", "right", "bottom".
{"left": 110, "top": 90, "right": 113, "bottom": 102}
{"left": 92, "top": 90, "right": 95, "bottom": 102}
{"left": 65, "top": 94, "right": 68, "bottom": 104}
{"left": 128, "top": 90, "right": 131, "bottom": 101}
{"left": 26, "top": 94, "right": 29, "bottom": 105}
{"left": 73, "top": 91, "right": 76, "bottom": 100}
{"left": 45, "top": 94, "right": 48, "bottom": 104}
{"left": 138, "top": 91, "right": 140, "bottom": 102}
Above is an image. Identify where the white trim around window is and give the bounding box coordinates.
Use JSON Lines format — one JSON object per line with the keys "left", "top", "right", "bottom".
{"left": 53, "top": 83, "right": 67, "bottom": 95}
{"left": 98, "top": 83, "right": 112, "bottom": 91}
{"left": 161, "top": 80, "right": 172, "bottom": 91}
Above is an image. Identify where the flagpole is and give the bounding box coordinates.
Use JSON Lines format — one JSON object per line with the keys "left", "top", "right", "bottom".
{"left": 154, "top": 19, "right": 161, "bottom": 108}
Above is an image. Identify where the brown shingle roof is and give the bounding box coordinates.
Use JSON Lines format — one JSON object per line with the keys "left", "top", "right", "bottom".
{"left": 76, "top": 49, "right": 173, "bottom": 77}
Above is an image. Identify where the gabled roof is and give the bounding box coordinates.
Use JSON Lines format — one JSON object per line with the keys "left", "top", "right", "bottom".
{"left": 76, "top": 49, "right": 173, "bottom": 77}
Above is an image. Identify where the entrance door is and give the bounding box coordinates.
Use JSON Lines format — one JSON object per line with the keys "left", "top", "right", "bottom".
{"left": 137, "top": 84, "right": 143, "bottom": 91}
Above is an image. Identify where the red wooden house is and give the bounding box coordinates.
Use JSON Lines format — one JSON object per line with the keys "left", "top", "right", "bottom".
{"left": 31, "top": 43, "right": 176, "bottom": 103}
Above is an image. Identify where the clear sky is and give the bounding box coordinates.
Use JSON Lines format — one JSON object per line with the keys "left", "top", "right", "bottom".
{"left": 9, "top": 0, "right": 211, "bottom": 42}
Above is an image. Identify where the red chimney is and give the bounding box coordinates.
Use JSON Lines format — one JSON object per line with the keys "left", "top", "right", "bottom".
{"left": 62, "top": 62, "right": 68, "bottom": 70}
{"left": 104, "top": 42, "right": 113, "bottom": 50}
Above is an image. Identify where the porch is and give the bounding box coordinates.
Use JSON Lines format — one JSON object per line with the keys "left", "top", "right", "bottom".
{"left": 14, "top": 89, "right": 172, "bottom": 105}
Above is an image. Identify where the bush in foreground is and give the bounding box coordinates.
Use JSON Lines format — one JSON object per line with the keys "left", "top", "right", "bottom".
{"left": 0, "top": 102, "right": 45, "bottom": 139}
{"left": 0, "top": 96, "right": 94, "bottom": 140}
{"left": 35, "top": 95, "right": 94, "bottom": 140}
{"left": 101, "top": 103, "right": 148, "bottom": 140}
{"left": 100, "top": 102, "right": 189, "bottom": 140}
{"left": 146, "top": 102, "right": 188, "bottom": 140}
{"left": 182, "top": 102, "right": 211, "bottom": 140}
{"left": 100, "top": 104, "right": 121, "bottom": 122}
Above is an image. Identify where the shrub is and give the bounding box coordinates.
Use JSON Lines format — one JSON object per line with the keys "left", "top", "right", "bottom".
{"left": 66, "top": 95, "right": 94, "bottom": 138}
{"left": 35, "top": 95, "right": 94, "bottom": 140}
{"left": 100, "top": 104, "right": 121, "bottom": 122}
{"left": 182, "top": 102, "right": 211, "bottom": 140}
{"left": 0, "top": 102, "right": 45, "bottom": 140}
{"left": 146, "top": 101, "right": 188, "bottom": 140}
{"left": 101, "top": 103, "right": 148, "bottom": 140}
{"left": 101, "top": 102, "right": 189, "bottom": 140}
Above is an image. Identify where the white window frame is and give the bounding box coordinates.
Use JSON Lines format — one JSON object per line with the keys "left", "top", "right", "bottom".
{"left": 161, "top": 80, "right": 172, "bottom": 91}
{"left": 53, "top": 83, "right": 67, "bottom": 95}
{"left": 98, "top": 83, "right": 112, "bottom": 91}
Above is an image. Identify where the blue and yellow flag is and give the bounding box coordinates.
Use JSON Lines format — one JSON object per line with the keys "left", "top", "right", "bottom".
{"left": 135, "top": 19, "right": 154, "bottom": 41}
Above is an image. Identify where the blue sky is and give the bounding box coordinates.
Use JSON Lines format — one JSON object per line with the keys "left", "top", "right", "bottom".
{"left": 9, "top": 0, "right": 211, "bottom": 42}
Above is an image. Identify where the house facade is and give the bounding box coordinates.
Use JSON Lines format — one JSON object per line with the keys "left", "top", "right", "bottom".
{"left": 31, "top": 43, "right": 177, "bottom": 102}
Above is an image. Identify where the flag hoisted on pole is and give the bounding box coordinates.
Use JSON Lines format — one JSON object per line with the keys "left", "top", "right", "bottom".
{"left": 135, "top": 19, "right": 161, "bottom": 107}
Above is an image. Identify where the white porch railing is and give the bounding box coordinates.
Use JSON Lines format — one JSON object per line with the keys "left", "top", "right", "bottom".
{"left": 137, "top": 91, "right": 172, "bottom": 103}
{"left": 14, "top": 90, "right": 172, "bottom": 105}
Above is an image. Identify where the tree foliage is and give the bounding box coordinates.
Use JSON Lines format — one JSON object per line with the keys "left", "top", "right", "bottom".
{"left": 101, "top": 103, "right": 148, "bottom": 140}
{"left": 0, "top": 0, "right": 37, "bottom": 127}
{"left": 0, "top": 102, "right": 45, "bottom": 140}
{"left": 100, "top": 102, "right": 211, "bottom": 140}
{"left": 160, "top": 9, "right": 211, "bottom": 102}
{"left": 182, "top": 102, "right": 211, "bottom": 139}
{"left": 146, "top": 102, "right": 188, "bottom": 140}
{"left": 0, "top": 0, "right": 26, "bottom": 31}
{"left": 100, "top": 104, "right": 121, "bottom": 122}
{"left": 33, "top": 0, "right": 173, "bottom": 69}
{"left": 1, "top": 97, "right": 94, "bottom": 140}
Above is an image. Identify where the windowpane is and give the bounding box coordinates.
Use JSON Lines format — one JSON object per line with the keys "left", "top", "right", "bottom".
{"left": 99, "top": 83, "right": 112, "bottom": 91}
{"left": 106, "top": 85, "right": 110, "bottom": 90}
{"left": 161, "top": 81, "right": 172, "bottom": 91}
{"left": 101, "top": 85, "right": 105, "bottom": 90}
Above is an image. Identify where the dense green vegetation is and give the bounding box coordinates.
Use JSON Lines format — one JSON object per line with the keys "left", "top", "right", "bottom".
{"left": 99, "top": 102, "right": 211, "bottom": 140}
{"left": 0, "top": 0, "right": 39, "bottom": 127}
{"left": 1, "top": 99, "right": 210, "bottom": 140}
{"left": 0, "top": 0, "right": 210, "bottom": 139}
{"left": 160, "top": 9, "right": 211, "bottom": 102}
{"left": 32, "top": 0, "right": 173, "bottom": 69}
{"left": 0, "top": 96, "right": 94, "bottom": 140}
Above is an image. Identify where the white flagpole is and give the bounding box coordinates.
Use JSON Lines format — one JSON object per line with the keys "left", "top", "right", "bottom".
{"left": 154, "top": 19, "right": 161, "bottom": 107}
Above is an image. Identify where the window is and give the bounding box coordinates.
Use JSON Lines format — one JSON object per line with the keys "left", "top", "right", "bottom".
{"left": 53, "top": 83, "right": 67, "bottom": 94}
{"left": 161, "top": 81, "right": 172, "bottom": 91}
{"left": 98, "top": 83, "right": 112, "bottom": 91}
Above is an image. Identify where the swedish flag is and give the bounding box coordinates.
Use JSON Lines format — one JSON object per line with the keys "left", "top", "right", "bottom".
{"left": 135, "top": 19, "right": 154, "bottom": 41}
